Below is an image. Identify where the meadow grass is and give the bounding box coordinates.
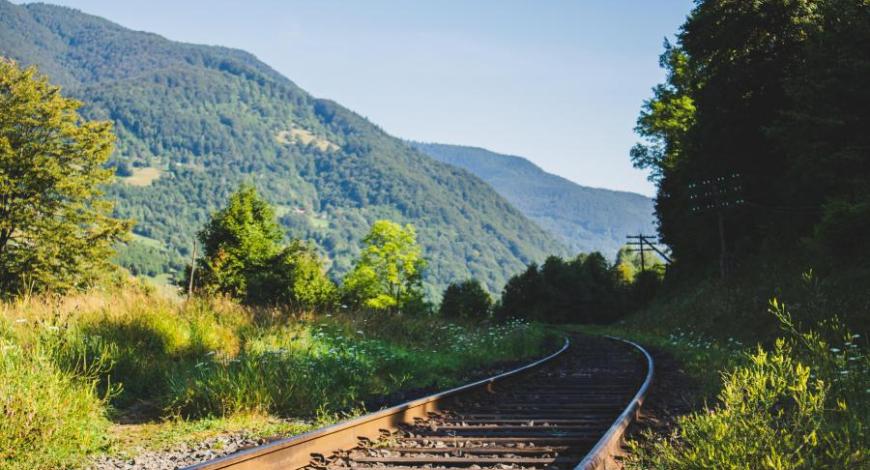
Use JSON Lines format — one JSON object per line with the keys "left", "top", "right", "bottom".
{"left": 0, "top": 284, "right": 557, "bottom": 469}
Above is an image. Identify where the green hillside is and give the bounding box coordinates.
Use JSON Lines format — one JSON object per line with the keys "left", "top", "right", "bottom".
{"left": 411, "top": 142, "right": 656, "bottom": 256}
{"left": 0, "top": 0, "right": 568, "bottom": 296}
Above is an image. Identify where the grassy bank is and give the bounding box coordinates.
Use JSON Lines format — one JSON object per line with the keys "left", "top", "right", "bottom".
{"left": 0, "top": 283, "right": 557, "bottom": 469}
{"left": 571, "top": 268, "right": 868, "bottom": 468}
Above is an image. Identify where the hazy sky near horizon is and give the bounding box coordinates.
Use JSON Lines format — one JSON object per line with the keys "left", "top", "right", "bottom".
{"left": 19, "top": 1, "right": 692, "bottom": 196}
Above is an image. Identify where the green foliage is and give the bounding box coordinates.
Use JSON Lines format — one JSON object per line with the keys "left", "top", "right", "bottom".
{"left": 627, "top": 302, "right": 868, "bottom": 469}
{"left": 614, "top": 245, "right": 666, "bottom": 283}
{"left": 113, "top": 240, "right": 180, "bottom": 278}
{"left": 196, "top": 184, "right": 283, "bottom": 299}
{"left": 412, "top": 142, "right": 655, "bottom": 256}
{"left": 629, "top": 257, "right": 870, "bottom": 345}
{"left": 496, "top": 253, "right": 629, "bottom": 324}
{"left": 255, "top": 241, "right": 337, "bottom": 308}
{"left": 0, "top": 59, "right": 131, "bottom": 295}
{"left": 167, "top": 317, "right": 552, "bottom": 418}
{"left": 195, "top": 185, "right": 336, "bottom": 308}
{"left": 0, "top": 329, "right": 111, "bottom": 469}
{"left": 439, "top": 279, "right": 492, "bottom": 321}
{"left": 0, "top": 1, "right": 566, "bottom": 297}
{"left": 632, "top": 0, "right": 870, "bottom": 273}
{"left": 342, "top": 220, "right": 427, "bottom": 313}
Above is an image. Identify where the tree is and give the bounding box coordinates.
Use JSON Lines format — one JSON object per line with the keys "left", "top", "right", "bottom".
{"left": 342, "top": 220, "right": 427, "bottom": 313}
{"left": 194, "top": 184, "right": 336, "bottom": 307}
{"left": 495, "top": 263, "right": 544, "bottom": 321}
{"left": 0, "top": 60, "right": 130, "bottom": 294}
{"left": 439, "top": 279, "right": 492, "bottom": 321}
{"left": 196, "top": 184, "right": 282, "bottom": 299}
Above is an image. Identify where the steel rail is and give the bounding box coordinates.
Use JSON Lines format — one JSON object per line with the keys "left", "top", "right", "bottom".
{"left": 186, "top": 338, "right": 571, "bottom": 470}
{"left": 574, "top": 336, "right": 655, "bottom": 470}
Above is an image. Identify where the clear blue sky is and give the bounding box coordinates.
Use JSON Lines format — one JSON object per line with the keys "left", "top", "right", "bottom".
{"left": 24, "top": 0, "right": 692, "bottom": 196}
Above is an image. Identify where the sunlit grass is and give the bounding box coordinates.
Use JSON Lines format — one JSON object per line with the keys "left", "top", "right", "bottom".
{"left": 0, "top": 284, "right": 557, "bottom": 468}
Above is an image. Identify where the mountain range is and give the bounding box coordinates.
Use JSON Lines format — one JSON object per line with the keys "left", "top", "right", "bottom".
{"left": 411, "top": 143, "right": 655, "bottom": 255}
{"left": 0, "top": 0, "right": 652, "bottom": 296}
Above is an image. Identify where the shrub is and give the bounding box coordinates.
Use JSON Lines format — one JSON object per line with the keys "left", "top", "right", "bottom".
{"left": 627, "top": 301, "right": 868, "bottom": 469}
{"left": 439, "top": 279, "right": 492, "bottom": 321}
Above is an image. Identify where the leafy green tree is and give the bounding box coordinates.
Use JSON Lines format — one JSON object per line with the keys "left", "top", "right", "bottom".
{"left": 0, "top": 60, "right": 130, "bottom": 294}
{"left": 195, "top": 184, "right": 336, "bottom": 307}
{"left": 342, "top": 220, "right": 427, "bottom": 313}
{"left": 196, "top": 184, "right": 282, "bottom": 299}
{"left": 495, "top": 263, "right": 544, "bottom": 321}
{"left": 439, "top": 279, "right": 492, "bottom": 321}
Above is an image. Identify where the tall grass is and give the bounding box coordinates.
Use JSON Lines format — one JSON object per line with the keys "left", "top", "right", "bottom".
{"left": 0, "top": 322, "right": 111, "bottom": 469}
{"left": 167, "top": 318, "right": 548, "bottom": 417}
{"left": 0, "top": 284, "right": 556, "bottom": 468}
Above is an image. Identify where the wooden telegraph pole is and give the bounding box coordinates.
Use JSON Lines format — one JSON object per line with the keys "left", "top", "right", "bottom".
{"left": 187, "top": 240, "right": 197, "bottom": 299}
{"left": 687, "top": 174, "right": 744, "bottom": 279}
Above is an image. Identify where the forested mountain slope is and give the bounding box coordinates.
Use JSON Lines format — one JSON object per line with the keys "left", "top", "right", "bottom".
{"left": 411, "top": 142, "right": 656, "bottom": 256}
{"left": 0, "top": 0, "right": 568, "bottom": 295}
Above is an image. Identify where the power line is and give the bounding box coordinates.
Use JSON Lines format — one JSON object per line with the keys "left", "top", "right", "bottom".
{"left": 687, "top": 173, "right": 743, "bottom": 279}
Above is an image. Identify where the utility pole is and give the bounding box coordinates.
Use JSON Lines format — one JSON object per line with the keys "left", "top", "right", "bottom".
{"left": 688, "top": 174, "right": 743, "bottom": 279}
{"left": 626, "top": 234, "right": 671, "bottom": 272}
{"left": 640, "top": 236, "right": 645, "bottom": 272}
{"left": 187, "top": 239, "right": 197, "bottom": 299}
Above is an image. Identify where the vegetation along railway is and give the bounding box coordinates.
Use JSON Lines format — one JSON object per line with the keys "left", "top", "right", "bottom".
{"left": 187, "top": 335, "right": 654, "bottom": 470}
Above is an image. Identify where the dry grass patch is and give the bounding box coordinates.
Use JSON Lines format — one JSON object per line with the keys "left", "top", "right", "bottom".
{"left": 276, "top": 128, "right": 339, "bottom": 152}
{"left": 120, "top": 167, "right": 163, "bottom": 186}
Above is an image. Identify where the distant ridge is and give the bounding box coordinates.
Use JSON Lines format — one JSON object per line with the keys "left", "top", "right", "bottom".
{"left": 410, "top": 142, "right": 656, "bottom": 256}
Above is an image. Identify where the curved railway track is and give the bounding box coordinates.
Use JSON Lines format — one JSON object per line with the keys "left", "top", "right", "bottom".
{"left": 188, "top": 335, "right": 653, "bottom": 470}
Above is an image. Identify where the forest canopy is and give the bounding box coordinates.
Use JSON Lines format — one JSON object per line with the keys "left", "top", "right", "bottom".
{"left": 632, "top": 0, "right": 870, "bottom": 275}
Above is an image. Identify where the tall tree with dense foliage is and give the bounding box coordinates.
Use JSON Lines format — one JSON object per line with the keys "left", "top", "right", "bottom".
{"left": 196, "top": 184, "right": 335, "bottom": 307}
{"left": 439, "top": 279, "right": 492, "bottom": 321}
{"left": 196, "top": 184, "right": 282, "bottom": 299}
{"left": 342, "top": 220, "right": 427, "bottom": 313}
{"left": 632, "top": 0, "right": 870, "bottom": 272}
{"left": 0, "top": 60, "right": 130, "bottom": 294}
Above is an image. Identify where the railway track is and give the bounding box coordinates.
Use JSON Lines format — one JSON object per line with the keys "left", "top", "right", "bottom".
{"left": 188, "top": 335, "right": 653, "bottom": 470}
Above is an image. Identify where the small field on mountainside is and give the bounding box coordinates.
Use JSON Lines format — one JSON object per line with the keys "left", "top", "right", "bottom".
{"left": 0, "top": 282, "right": 557, "bottom": 469}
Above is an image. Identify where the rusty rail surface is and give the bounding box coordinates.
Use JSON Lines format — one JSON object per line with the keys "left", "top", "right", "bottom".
{"left": 187, "top": 335, "right": 653, "bottom": 470}
{"left": 575, "top": 337, "right": 655, "bottom": 470}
